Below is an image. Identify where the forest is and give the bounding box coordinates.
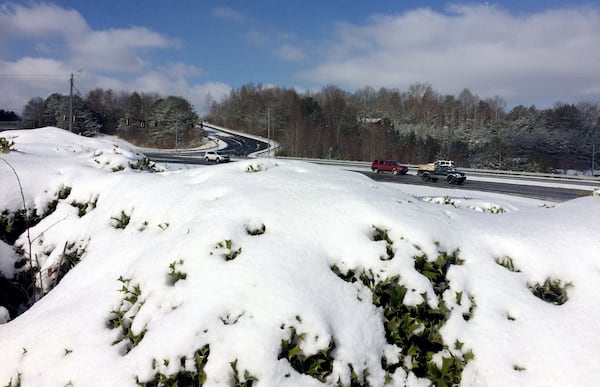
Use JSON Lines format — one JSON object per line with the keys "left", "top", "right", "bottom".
{"left": 17, "top": 90, "right": 202, "bottom": 149}
{"left": 10, "top": 82, "right": 600, "bottom": 172}
{"left": 207, "top": 83, "right": 600, "bottom": 173}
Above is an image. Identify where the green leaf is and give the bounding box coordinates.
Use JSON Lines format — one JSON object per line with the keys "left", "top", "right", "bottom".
{"left": 287, "top": 344, "right": 302, "bottom": 360}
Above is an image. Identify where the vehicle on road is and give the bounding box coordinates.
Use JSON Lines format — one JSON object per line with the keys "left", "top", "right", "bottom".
{"left": 417, "top": 160, "right": 466, "bottom": 184}
{"left": 371, "top": 160, "right": 408, "bottom": 175}
{"left": 204, "top": 151, "right": 230, "bottom": 163}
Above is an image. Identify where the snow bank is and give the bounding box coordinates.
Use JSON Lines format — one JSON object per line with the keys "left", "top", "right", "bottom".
{"left": 1, "top": 128, "right": 599, "bottom": 386}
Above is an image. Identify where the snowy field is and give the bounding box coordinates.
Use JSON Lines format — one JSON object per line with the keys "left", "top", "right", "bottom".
{"left": 0, "top": 128, "right": 599, "bottom": 386}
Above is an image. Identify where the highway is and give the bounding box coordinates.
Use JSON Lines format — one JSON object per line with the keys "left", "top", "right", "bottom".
{"left": 144, "top": 126, "right": 268, "bottom": 163}
{"left": 363, "top": 172, "right": 592, "bottom": 202}
{"left": 143, "top": 127, "right": 597, "bottom": 203}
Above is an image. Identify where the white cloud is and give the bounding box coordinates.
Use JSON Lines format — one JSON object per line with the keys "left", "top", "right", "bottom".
{"left": 70, "top": 27, "right": 177, "bottom": 73}
{"left": 275, "top": 43, "right": 306, "bottom": 62}
{"left": 297, "top": 5, "right": 600, "bottom": 107}
{"left": 244, "top": 30, "right": 269, "bottom": 47}
{"left": 0, "top": 57, "right": 71, "bottom": 112}
{"left": 0, "top": 3, "right": 88, "bottom": 40}
{"left": 212, "top": 6, "right": 245, "bottom": 22}
{"left": 0, "top": 3, "right": 191, "bottom": 114}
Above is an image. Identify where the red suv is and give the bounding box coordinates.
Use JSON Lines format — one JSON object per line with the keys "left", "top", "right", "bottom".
{"left": 371, "top": 160, "right": 408, "bottom": 175}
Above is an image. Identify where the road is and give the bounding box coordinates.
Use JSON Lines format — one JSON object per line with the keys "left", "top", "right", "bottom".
{"left": 142, "top": 127, "right": 596, "bottom": 202}
{"left": 363, "top": 171, "right": 592, "bottom": 202}
{"left": 144, "top": 127, "right": 268, "bottom": 163}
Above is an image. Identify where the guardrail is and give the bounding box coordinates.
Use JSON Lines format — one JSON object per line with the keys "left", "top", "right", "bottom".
{"left": 201, "top": 122, "right": 279, "bottom": 157}
{"left": 277, "top": 156, "right": 600, "bottom": 184}
{"left": 190, "top": 123, "right": 599, "bottom": 184}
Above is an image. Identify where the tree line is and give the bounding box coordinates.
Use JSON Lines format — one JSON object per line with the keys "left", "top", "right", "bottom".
{"left": 17, "top": 89, "right": 202, "bottom": 148}
{"left": 206, "top": 83, "right": 600, "bottom": 172}
{"left": 0, "top": 109, "right": 20, "bottom": 121}
{"left": 8, "top": 82, "right": 600, "bottom": 172}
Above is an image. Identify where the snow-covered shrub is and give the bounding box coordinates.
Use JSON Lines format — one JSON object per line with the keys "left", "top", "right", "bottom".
{"left": 108, "top": 276, "right": 147, "bottom": 355}
{"left": 167, "top": 259, "right": 187, "bottom": 285}
{"left": 331, "top": 247, "right": 473, "bottom": 386}
{"left": 278, "top": 326, "right": 335, "bottom": 383}
{"left": 213, "top": 239, "right": 242, "bottom": 261}
{"left": 0, "top": 137, "right": 14, "bottom": 153}
{"left": 110, "top": 210, "right": 131, "bottom": 229}
{"left": 528, "top": 278, "right": 572, "bottom": 305}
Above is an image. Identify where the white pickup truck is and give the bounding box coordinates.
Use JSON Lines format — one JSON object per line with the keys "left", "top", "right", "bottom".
{"left": 204, "top": 151, "right": 230, "bottom": 163}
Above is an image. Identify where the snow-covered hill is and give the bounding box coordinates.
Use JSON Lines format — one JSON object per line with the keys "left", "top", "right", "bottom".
{"left": 1, "top": 128, "right": 599, "bottom": 386}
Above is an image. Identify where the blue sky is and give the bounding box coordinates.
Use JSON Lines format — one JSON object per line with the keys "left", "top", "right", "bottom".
{"left": 1, "top": 1, "right": 600, "bottom": 115}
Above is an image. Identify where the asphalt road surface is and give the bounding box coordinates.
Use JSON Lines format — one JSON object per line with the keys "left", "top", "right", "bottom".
{"left": 363, "top": 171, "right": 591, "bottom": 202}
{"left": 143, "top": 127, "right": 594, "bottom": 202}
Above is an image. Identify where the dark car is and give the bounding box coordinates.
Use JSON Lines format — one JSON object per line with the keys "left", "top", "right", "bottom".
{"left": 371, "top": 160, "right": 408, "bottom": 175}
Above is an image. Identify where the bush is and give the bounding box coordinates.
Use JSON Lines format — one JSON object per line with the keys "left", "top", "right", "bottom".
{"left": 278, "top": 327, "right": 335, "bottom": 383}
{"left": 0, "top": 137, "right": 15, "bottom": 153}
{"left": 331, "top": 246, "right": 473, "bottom": 386}
{"left": 529, "top": 278, "right": 572, "bottom": 305}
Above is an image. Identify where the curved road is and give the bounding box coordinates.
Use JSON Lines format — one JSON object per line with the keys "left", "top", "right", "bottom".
{"left": 143, "top": 128, "right": 595, "bottom": 202}
{"left": 144, "top": 128, "right": 268, "bottom": 163}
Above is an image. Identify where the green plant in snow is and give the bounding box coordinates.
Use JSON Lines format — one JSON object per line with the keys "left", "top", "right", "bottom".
{"left": 278, "top": 327, "right": 335, "bottom": 383}
{"left": 245, "top": 223, "right": 266, "bottom": 236}
{"left": 487, "top": 205, "right": 506, "bottom": 214}
{"left": 426, "top": 350, "right": 474, "bottom": 387}
{"left": 245, "top": 164, "right": 263, "bottom": 173}
{"left": 230, "top": 359, "right": 258, "bottom": 387}
{"left": 330, "top": 264, "right": 358, "bottom": 284}
{"left": 129, "top": 157, "right": 155, "bottom": 171}
{"left": 330, "top": 247, "right": 473, "bottom": 386}
{"left": 414, "top": 249, "right": 463, "bottom": 296}
{"left": 219, "top": 311, "right": 245, "bottom": 325}
{"left": 47, "top": 240, "right": 87, "bottom": 292}
{"left": 495, "top": 256, "right": 520, "bottom": 272}
{"left": 111, "top": 210, "right": 131, "bottom": 229}
{"left": 528, "top": 278, "right": 572, "bottom": 305}
{"left": 459, "top": 293, "right": 477, "bottom": 321}
{"left": 214, "top": 239, "right": 242, "bottom": 261}
{"left": 371, "top": 226, "right": 394, "bottom": 261}
{"left": 108, "top": 276, "right": 147, "bottom": 354}
{"left": 0, "top": 137, "right": 15, "bottom": 153}
{"left": 0, "top": 161, "right": 75, "bottom": 305}
{"left": 1, "top": 184, "right": 71, "bottom": 245}
{"left": 442, "top": 196, "right": 455, "bottom": 205}
{"left": 4, "top": 372, "right": 22, "bottom": 387}
{"left": 70, "top": 195, "right": 98, "bottom": 217}
{"left": 341, "top": 363, "right": 371, "bottom": 387}
{"left": 0, "top": 208, "right": 35, "bottom": 245}
{"left": 112, "top": 164, "right": 125, "bottom": 172}
{"left": 138, "top": 345, "right": 210, "bottom": 387}
{"left": 167, "top": 259, "right": 187, "bottom": 285}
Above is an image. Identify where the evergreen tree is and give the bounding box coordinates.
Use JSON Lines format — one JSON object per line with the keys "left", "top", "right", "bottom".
{"left": 146, "top": 96, "right": 200, "bottom": 148}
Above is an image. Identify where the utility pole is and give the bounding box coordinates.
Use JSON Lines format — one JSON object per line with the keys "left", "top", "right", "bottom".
{"left": 175, "top": 115, "right": 179, "bottom": 153}
{"left": 68, "top": 73, "right": 74, "bottom": 132}
{"left": 267, "top": 107, "right": 271, "bottom": 157}
{"left": 593, "top": 144, "right": 596, "bottom": 176}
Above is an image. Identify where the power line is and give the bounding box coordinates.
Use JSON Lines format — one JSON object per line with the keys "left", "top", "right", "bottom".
{"left": 0, "top": 73, "right": 66, "bottom": 79}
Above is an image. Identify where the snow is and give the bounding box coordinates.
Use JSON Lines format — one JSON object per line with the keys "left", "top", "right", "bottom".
{"left": 0, "top": 127, "right": 599, "bottom": 386}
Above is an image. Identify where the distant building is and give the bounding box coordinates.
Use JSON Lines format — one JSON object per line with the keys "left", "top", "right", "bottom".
{"left": 358, "top": 117, "right": 392, "bottom": 128}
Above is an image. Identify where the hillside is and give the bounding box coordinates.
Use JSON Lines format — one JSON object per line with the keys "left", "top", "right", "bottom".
{"left": 1, "top": 128, "right": 599, "bottom": 386}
